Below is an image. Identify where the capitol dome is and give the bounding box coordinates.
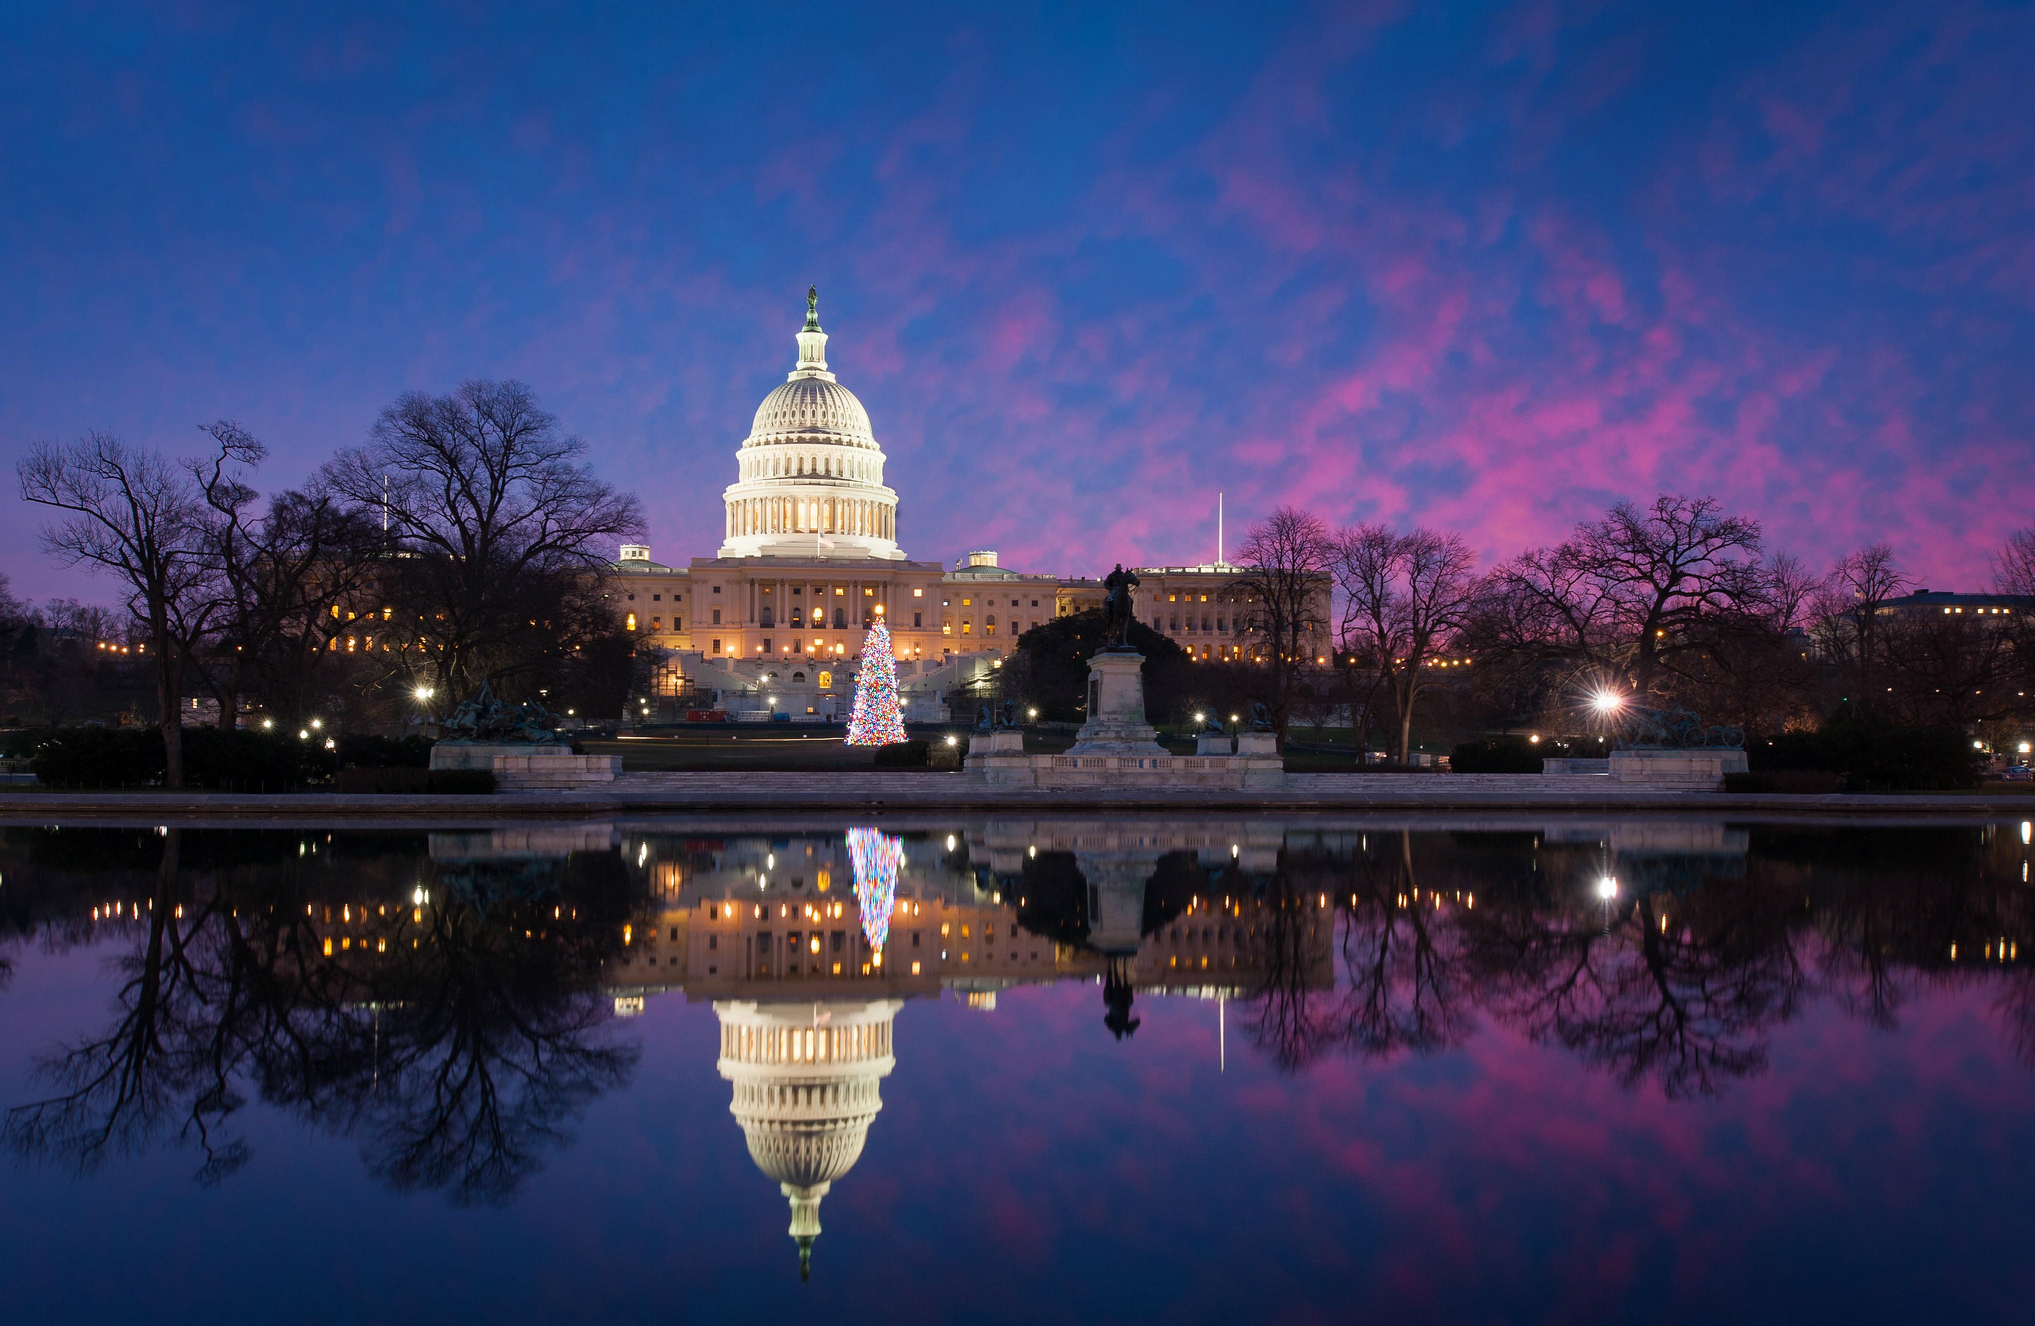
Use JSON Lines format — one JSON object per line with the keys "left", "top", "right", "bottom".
{"left": 749, "top": 375, "right": 873, "bottom": 444}
{"left": 717, "top": 289, "right": 905, "bottom": 561}
{"left": 716, "top": 999, "right": 901, "bottom": 1280}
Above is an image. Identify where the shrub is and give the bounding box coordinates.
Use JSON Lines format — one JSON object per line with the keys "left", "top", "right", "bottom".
{"left": 30, "top": 728, "right": 164, "bottom": 788}
{"left": 184, "top": 727, "right": 318, "bottom": 790}
{"left": 872, "top": 739, "right": 930, "bottom": 768}
{"left": 1725, "top": 770, "right": 1844, "bottom": 794}
{"left": 1450, "top": 736, "right": 1544, "bottom": 774}
{"left": 332, "top": 767, "right": 496, "bottom": 794}
{"left": 25, "top": 726, "right": 442, "bottom": 790}
{"left": 336, "top": 733, "right": 434, "bottom": 769}
{"left": 1752, "top": 722, "right": 1984, "bottom": 791}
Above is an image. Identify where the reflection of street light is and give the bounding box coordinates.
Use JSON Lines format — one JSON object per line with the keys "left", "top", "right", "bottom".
{"left": 1596, "top": 876, "right": 1618, "bottom": 900}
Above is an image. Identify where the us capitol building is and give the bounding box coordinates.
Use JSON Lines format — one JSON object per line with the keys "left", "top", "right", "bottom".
{"left": 609, "top": 289, "right": 1310, "bottom": 721}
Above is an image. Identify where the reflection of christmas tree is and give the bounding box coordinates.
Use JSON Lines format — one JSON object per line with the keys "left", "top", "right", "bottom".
{"left": 846, "top": 827, "right": 903, "bottom": 954}
{"left": 844, "top": 618, "right": 907, "bottom": 746}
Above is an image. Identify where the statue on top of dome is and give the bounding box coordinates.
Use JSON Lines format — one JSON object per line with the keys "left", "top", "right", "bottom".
{"left": 804, "top": 284, "right": 820, "bottom": 331}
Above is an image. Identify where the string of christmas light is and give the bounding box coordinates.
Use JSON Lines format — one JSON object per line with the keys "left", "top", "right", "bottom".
{"left": 843, "top": 617, "right": 907, "bottom": 746}
{"left": 846, "top": 826, "right": 903, "bottom": 952}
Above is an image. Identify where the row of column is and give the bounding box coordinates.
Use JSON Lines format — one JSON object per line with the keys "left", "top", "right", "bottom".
{"left": 746, "top": 576, "right": 892, "bottom": 628}
{"left": 726, "top": 495, "right": 893, "bottom": 540}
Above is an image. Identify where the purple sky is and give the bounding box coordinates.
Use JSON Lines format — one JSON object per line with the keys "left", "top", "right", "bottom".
{"left": 4, "top": 2, "right": 2033, "bottom": 603}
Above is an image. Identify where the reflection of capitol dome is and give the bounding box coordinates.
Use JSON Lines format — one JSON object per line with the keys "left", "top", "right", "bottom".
{"left": 715, "top": 999, "right": 901, "bottom": 1280}
{"left": 717, "top": 289, "right": 904, "bottom": 561}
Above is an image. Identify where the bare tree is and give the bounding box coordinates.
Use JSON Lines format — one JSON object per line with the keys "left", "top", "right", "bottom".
{"left": 192, "top": 422, "right": 382, "bottom": 729}
{"left": 1334, "top": 525, "right": 1479, "bottom": 762}
{"left": 1476, "top": 495, "right": 1770, "bottom": 707}
{"left": 323, "top": 381, "right": 643, "bottom": 702}
{"left": 16, "top": 431, "right": 248, "bottom": 787}
{"left": 1811, "top": 543, "right": 1910, "bottom": 715}
{"left": 1995, "top": 528, "right": 2035, "bottom": 599}
{"left": 1228, "top": 506, "right": 1333, "bottom": 738}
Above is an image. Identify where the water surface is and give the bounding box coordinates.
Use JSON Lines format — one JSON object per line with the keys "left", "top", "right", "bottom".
{"left": 1, "top": 817, "right": 2030, "bottom": 1324}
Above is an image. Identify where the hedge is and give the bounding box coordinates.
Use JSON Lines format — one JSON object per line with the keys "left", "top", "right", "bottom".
{"left": 1450, "top": 736, "right": 1544, "bottom": 774}
{"left": 872, "top": 739, "right": 930, "bottom": 768}
{"left": 332, "top": 767, "right": 495, "bottom": 794}
{"left": 25, "top": 726, "right": 442, "bottom": 790}
{"left": 1724, "top": 770, "right": 1844, "bottom": 794}
{"left": 29, "top": 727, "right": 310, "bottom": 790}
{"left": 1749, "top": 722, "right": 1984, "bottom": 791}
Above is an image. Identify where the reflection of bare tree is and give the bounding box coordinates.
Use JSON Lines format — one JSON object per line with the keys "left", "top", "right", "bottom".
{"left": 1240, "top": 870, "right": 1340, "bottom": 1072}
{"left": 3, "top": 830, "right": 251, "bottom": 1180}
{"left": 1994, "top": 973, "right": 2035, "bottom": 1069}
{"left": 1338, "top": 833, "right": 1472, "bottom": 1059}
{"left": 1465, "top": 878, "right": 1804, "bottom": 1099}
{"left": 1244, "top": 832, "right": 1470, "bottom": 1072}
{"left": 6, "top": 840, "right": 636, "bottom": 1203}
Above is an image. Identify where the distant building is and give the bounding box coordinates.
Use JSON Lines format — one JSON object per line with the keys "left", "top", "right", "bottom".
{"left": 1874, "top": 590, "right": 2034, "bottom": 621}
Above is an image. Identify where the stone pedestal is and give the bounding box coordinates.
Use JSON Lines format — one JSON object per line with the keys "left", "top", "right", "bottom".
{"left": 1608, "top": 747, "right": 1748, "bottom": 790}
{"left": 1194, "top": 732, "right": 1233, "bottom": 756}
{"left": 1066, "top": 650, "right": 1164, "bottom": 756}
{"left": 429, "top": 742, "right": 528, "bottom": 773}
{"left": 429, "top": 741, "right": 619, "bottom": 791}
{"left": 490, "top": 752, "right": 621, "bottom": 790}
{"left": 963, "top": 650, "right": 1284, "bottom": 788}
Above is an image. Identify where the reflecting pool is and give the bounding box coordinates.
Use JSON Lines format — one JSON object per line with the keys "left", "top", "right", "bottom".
{"left": 2, "top": 817, "right": 2032, "bottom": 1324}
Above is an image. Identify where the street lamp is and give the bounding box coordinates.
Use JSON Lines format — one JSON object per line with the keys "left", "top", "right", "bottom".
{"left": 1591, "top": 690, "right": 1625, "bottom": 715}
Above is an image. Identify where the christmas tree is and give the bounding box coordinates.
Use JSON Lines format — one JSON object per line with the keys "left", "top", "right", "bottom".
{"left": 844, "top": 616, "right": 907, "bottom": 746}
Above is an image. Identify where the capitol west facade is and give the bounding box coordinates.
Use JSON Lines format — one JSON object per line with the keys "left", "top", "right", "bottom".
{"left": 610, "top": 292, "right": 1317, "bottom": 719}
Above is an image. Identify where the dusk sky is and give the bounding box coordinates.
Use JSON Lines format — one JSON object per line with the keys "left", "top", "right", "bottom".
{"left": 4, "top": 1, "right": 2032, "bottom": 602}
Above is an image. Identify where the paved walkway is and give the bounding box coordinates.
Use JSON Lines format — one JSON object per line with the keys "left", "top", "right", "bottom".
{"left": 0, "top": 771, "right": 2027, "bottom": 823}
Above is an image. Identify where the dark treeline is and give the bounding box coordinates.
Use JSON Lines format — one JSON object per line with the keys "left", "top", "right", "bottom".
{"left": 9, "top": 382, "right": 644, "bottom": 785}
{"left": 1061, "top": 496, "right": 2035, "bottom": 758}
